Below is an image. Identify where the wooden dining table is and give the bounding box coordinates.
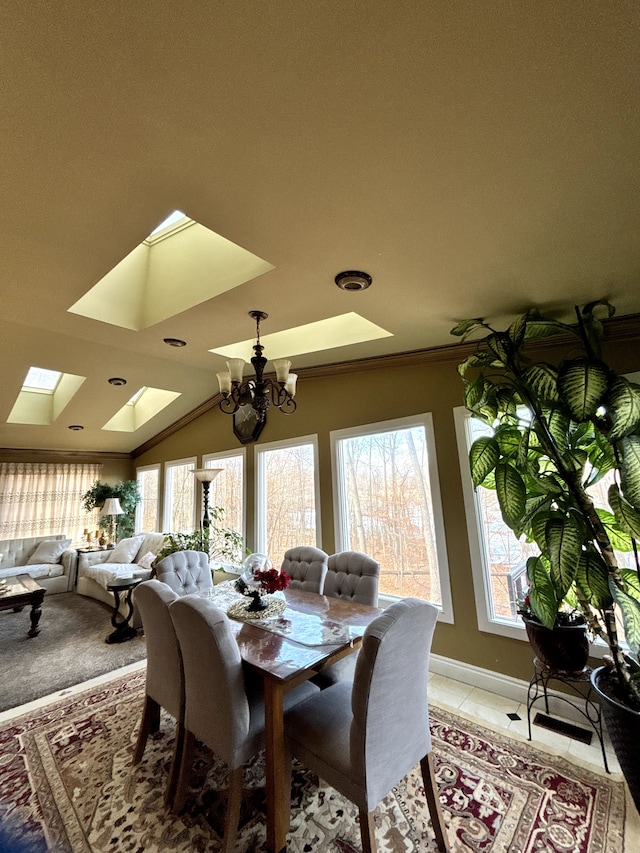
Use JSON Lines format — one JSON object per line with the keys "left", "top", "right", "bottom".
{"left": 220, "top": 585, "right": 382, "bottom": 853}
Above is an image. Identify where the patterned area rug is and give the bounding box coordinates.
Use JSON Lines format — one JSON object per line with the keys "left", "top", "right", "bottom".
{"left": 0, "top": 671, "right": 628, "bottom": 853}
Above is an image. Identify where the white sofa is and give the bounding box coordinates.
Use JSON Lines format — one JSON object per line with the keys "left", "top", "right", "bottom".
{"left": 76, "top": 532, "right": 165, "bottom": 620}
{"left": 0, "top": 534, "right": 77, "bottom": 593}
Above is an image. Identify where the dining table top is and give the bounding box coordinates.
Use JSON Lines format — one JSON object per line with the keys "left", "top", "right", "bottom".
{"left": 208, "top": 582, "right": 383, "bottom": 682}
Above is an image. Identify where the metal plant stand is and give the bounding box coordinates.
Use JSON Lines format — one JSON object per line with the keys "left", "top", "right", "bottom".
{"left": 527, "top": 657, "right": 609, "bottom": 773}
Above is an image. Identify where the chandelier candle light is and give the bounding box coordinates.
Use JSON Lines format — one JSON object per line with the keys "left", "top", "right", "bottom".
{"left": 99, "top": 497, "right": 124, "bottom": 546}
{"left": 216, "top": 311, "right": 297, "bottom": 421}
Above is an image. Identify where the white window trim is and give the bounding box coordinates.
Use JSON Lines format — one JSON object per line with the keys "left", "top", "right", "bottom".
{"left": 163, "top": 456, "right": 197, "bottom": 532}
{"left": 254, "top": 434, "right": 322, "bottom": 555}
{"left": 135, "top": 463, "right": 160, "bottom": 533}
{"left": 330, "top": 413, "right": 453, "bottom": 624}
{"left": 203, "top": 448, "right": 247, "bottom": 545}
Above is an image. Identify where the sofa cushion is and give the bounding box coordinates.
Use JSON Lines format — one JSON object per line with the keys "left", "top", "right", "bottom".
{"left": 107, "top": 535, "right": 144, "bottom": 564}
{"left": 83, "top": 562, "right": 153, "bottom": 589}
{"left": 137, "top": 551, "right": 156, "bottom": 569}
{"left": 26, "top": 538, "right": 72, "bottom": 565}
{"left": 0, "top": 563, "right": 64, "bottom": 581}
{"left": 134, "top": 532, "right": 165, "bottom": 562}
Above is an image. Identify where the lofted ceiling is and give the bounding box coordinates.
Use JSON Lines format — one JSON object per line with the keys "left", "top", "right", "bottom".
{"left": 1, "top": 2, "right": 639, "bottom": 454}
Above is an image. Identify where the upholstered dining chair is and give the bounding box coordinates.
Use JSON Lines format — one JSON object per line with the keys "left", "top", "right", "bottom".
{"left": 313, "top": 550, "right": 381, "bottom": 688}
{"left": 169, "top": 595, "right": 320, "bottom": 852}
{"left": 132, "top": 579, "right": 183, "bottom": 806}
{"left": 154, "top": 550, "right": 213, "bottom": 595}
{"left": 284, "top": 598, "right": 450, "bottom": 853}
{"left": 280, "top": 545, "right": 329, "bottom": 593}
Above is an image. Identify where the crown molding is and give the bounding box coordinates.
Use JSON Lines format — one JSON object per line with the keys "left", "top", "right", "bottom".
{"left": 0, "top": 448, "right": 131, "bottom": 462}
{"left": 131, "top": 311, "right": 640, "bottom": 458}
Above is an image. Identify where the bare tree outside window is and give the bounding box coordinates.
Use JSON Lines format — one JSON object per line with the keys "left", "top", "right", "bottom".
{"left": 205, "top": 453, "right": 244, "bottom": 563}
{"left": 258, "top": 442, "right": 317, "bottom": 566}
{"left": 164, "top": 460, "right": 195, "bottom": 533}
{"left": 136, "top": 466, "right": 159, "bottom": 532}
{"left": 335, "top": 425, "right": 441, "bottom": 601}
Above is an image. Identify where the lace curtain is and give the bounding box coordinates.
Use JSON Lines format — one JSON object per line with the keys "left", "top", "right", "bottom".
{"left": 0, "top": 462, "right": 102, "bottom": 542}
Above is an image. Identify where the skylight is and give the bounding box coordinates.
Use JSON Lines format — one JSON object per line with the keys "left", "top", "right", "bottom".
{"left": 148, "top": 210, "right": 187, "bottom": 238}
{"left": 23, "top": 366, "right": 61, "bottom": 393}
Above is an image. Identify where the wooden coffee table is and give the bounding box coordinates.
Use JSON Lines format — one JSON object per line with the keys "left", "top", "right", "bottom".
{"left": 0, "top": 574, "right": 46, "bottom": 637}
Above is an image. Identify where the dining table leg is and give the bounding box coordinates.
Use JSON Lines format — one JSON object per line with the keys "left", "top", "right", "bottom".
{"left": 263, "top": 676, "right": 288, "bottom": 853}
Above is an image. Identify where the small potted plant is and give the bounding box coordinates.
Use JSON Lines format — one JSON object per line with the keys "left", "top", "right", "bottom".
{"left": 452, "top": 300, "right": 640, "bottom": 810}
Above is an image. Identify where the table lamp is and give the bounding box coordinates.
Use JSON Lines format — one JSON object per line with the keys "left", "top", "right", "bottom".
{"left": 99, "top": 497, "right": 125, "bottom": 546}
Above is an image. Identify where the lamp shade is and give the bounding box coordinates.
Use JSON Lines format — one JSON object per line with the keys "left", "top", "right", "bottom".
{"left": 99, "top": 497, "right": 124, "bottom": 517}
{"left": 193, "top": 468, "right": 224, "bottom": 483}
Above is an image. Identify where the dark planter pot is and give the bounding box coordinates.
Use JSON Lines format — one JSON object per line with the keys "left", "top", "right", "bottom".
{"left": 521, "top": 615, "right": 590, "bottom": 672}
{"left": 591, "top": 665, "right": 640, "bottom": 814}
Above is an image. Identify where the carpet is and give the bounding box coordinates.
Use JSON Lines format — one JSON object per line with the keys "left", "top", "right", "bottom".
{"left": 0, "top": 593, "right": 146, "bottom": 712}
{"left": 0, "top": 671, "right": 629, "bottom": 853}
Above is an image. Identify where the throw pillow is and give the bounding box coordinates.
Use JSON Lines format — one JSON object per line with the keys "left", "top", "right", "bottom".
{"left": 137, "top": 551, "right": 156, "bottom": 569}
{"left": 26, "top": 538, "right": 72, "bottom": 565}
{"left": 106, "top": 535, "right": 144, "bottom": 564}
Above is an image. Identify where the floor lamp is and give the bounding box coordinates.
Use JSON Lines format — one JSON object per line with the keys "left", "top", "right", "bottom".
{"left": 99, "top": 497, "right": 125, "bottom": 546}
{"left": 193, "top": 469, "right": 224, "bottom": 553}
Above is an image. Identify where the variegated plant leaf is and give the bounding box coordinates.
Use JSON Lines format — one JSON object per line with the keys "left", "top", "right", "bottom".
{"left": 595, "top": 508, "right": 633, "bottom": 552}
{"left": 457, "top": 350, "right": 497, "bottom": 377}
{"left": 576, "top": 551, "right": 613, "bottom": 609}
{"left": 557, "top": 358, "right": 609, "bottom": 421}
{"left": 545, "top": 517, "right": 581, "bottom": 598}
{"left": 495, "top": 462, "right": 526, "bottom": 530}
{"left": 527, "top": 555, "right": 558, "bottom": 629}
{"left": 607, "top": 377, "right": 640, "bottom": 442}
{"left": 610, "top": 578, "right": 640, "bottom": 658}
{"left": 620, "top": 435, "right": 640, "bottom": 509}
{"left": 608, "top": 483, "right": 640, "bottom": 539}
{"left": 464, "top": 377, "right": 486, "bottom": 410}
{"left": 469, "top": 436, "right": 500, "bottom": 488}
{"left": 543, "top": 407, "right": 569, "bottom": 455}
{"left": 522, "top": 311, "right": 570, "bottom": 342}
{"left": 450, "top": 318, "right": 484, "bottom": 338}
{"left": 621, "top": 569, "right": 640, "bottom": 603}
{"left": 523, "top": 364, "right": 560, "bottom": 403}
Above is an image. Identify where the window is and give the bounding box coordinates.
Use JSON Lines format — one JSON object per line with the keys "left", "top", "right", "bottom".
{"left": 331, "top": 415, "right": 452, "bottom": 620}
{"left": 163, "top": 457, "right": 196, "bottom": 533}
{"left": 256, "top": 436, "right": 320, "bottom": 567}
{"left": 203, "top": 449, "right": 245, "bottom": 561}
{"left": 135, "top": 464, "right": 160, "bottom": 532}
{"left": 0, "top": 462, "right": 101, "bottom": 543}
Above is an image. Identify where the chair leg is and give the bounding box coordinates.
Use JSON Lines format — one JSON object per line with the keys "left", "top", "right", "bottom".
{"left": 420, "top": 752, "right": 450, "bottom": 853}
{"left": 132, "top": 695, "right": 161, "bottom": 765}
{"left": 358, "top": 810, "right": 376, "bottom": 853}
{"left": 221, "top": 766, "right": 243, "bottom": 853}
{"left": 165, "top": 716, "right": 185, "bottom": 810}
{"left": 171, "top": 729, "right": 196, "bottom": 814}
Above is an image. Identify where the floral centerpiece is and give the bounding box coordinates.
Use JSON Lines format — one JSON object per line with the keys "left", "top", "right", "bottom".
{"left": 235, "top": 553, "right": 290, "bottom": 611}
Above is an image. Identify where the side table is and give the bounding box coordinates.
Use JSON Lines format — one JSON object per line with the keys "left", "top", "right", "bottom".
{"left": 106, "top": 577, "right": 142, "bottom": 644}
{"left": 527, "top": 657, "right": 609, "bottom": 772}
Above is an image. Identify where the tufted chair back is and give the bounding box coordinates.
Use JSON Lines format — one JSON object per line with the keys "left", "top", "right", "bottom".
{"left": 154, "top": 550, "right": 213, "bottom": 595}
{"left": 323, "top": 551, "right": 380, "bottom": 606}
{"left": 281, "top": 545, "right": 329, "bottom": 593}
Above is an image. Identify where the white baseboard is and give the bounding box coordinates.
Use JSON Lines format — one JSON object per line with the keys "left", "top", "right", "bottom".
{"left": 429, "top": 653, "right": 598, "bottom": 727}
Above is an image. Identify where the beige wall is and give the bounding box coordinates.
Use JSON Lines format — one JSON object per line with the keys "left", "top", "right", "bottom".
{"left": 134, "top": 333, "right": 639, "bottom": 683}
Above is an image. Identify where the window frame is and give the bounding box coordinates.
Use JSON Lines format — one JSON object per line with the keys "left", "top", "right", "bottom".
{"left": 254, "top": 434, "right": 322, "bottom": 557}
{"left": 330, "top": 413, "right": 453, "bottom": 623}
{"left": 162, "top": 456, "right": 197, "bottom": 533}
{"left": 135, "top": 463, "right": 160, "bottom": 533}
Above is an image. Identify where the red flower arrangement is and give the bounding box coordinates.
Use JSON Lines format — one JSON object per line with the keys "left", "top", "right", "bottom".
{"left": 255, "top": 568, "right": 290, "bottom": 594}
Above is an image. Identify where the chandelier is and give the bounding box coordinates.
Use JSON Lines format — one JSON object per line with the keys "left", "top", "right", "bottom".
{"left": 216, "top": 310, "right": 297, "bottom": 421}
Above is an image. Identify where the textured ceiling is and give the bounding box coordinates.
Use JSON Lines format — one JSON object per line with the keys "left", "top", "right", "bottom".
{"left": 1, "top": 2, "right": 639, "bottom": 453}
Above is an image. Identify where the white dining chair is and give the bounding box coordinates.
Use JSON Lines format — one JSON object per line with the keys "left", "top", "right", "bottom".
{"left": 168, "top": 595, "right": 320, "bottom": 852}
{"left": 284, "top": 597, "right": 449, "bottom": 853}
{"left": 280, "top": 545, "right": 328, "bottom": 593}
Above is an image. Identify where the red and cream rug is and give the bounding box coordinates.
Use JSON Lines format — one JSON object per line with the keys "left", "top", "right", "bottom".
{"left": 0, "top": 671, "right": 629, "bottom": 852}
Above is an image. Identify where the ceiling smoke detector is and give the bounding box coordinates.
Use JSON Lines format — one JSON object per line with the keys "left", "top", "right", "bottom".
{"left": 108, "top": 377, "right": 127, "bottom": 386}
{"left": 68, "top": 424, "right": 84, "bottom": 431}
{"left": 334, "top": 270, "right": 372, "bottom": 292}
{"left": 163, "top": 337, "right": 187, "bottom": 347}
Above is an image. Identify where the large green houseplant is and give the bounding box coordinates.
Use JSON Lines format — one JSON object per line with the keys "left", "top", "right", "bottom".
{"left": 452, "top": 300, "right": 640, "bottom": 710}
{"left": 81, "top": 480, "right": 140, "bottom": 540}
{"left": 155, "top": 506, "right": 244, "bottom": 569}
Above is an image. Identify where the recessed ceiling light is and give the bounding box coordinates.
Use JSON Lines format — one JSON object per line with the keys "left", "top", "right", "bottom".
{"left": 335, "top": 270, "right": 372, "bottom": 291}
{"left": 163, "top": 337, "right": 187, "bottom": 347}
{"left": 68, "top": 424, "right": 84, "bottom": 430}
{"left": 108, "top": 377, "right": 127, "bottom": 386}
